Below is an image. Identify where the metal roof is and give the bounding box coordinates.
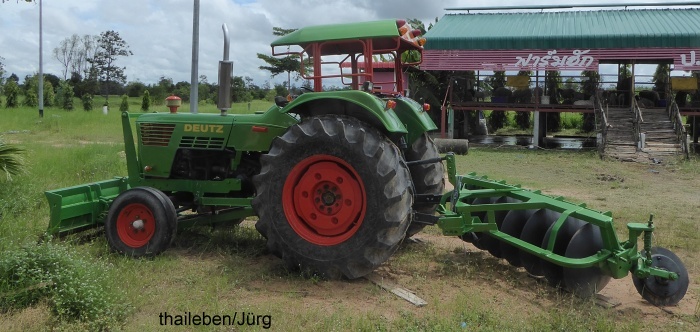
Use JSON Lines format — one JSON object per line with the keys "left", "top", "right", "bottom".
{"left": 424, "top": 9, "right": 700, "bottom": 50}
{"left": 271, "top": 20, "right": 400, "bottom": 47}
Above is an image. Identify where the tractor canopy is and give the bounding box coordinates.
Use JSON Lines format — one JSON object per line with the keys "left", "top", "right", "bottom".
{"left": 271, "top": 19, "right": 425, "bottom": 55}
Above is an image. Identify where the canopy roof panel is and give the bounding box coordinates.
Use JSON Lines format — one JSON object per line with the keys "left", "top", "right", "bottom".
{"left": 424, "top": 9, "right": 700, "bottom": 50}
{"left": 271, "top": 20, "right": 400, "bottom": 47}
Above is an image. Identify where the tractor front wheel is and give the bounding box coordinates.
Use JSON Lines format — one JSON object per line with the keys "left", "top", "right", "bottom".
{"left": 253, "top": 115, "right": 413, "bottom": 279}
{"left": 105, "top": 187, "right": 177, "bottom": 257}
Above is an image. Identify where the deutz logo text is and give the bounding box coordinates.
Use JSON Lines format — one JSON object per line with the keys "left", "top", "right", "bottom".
{"left": 183, "top": 124, "right": 224, "bottom": 133}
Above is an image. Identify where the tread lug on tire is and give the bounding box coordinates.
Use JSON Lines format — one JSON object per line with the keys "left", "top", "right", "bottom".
{"left": 252, "top": 115, "right": 413, "bottom": 279}
{"left": 404, "top": 133, "right": 444, "bottom": 238}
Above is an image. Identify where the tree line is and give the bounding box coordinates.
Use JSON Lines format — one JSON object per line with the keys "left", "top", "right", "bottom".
{"left": 0, "top": 27, "right": 302, "bottom": 111}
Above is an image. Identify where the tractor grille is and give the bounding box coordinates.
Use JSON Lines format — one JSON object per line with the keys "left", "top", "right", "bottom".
{"left": 179, "top": 136, "right": 226, "bottom": 149}
{"left": 140, "top": 123, "right": 175, "bottom": 146}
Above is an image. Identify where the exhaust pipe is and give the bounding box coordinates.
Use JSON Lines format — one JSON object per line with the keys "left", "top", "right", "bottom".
{"left": 217, "top": 24, "right": 233, "bottom": 115}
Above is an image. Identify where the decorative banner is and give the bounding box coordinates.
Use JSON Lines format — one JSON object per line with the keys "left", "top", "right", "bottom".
{"left": 422, "top": 48, "right": 700, "bottom": 71}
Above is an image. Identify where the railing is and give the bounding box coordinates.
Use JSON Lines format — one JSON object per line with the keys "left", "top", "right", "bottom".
{"left": 632, "top": 98, "right": 644, "bottom": 151}
{"left": 668, "top": 99, "right": 690, "bottom": 159}
{"left": 594, "top": 90, "right": 610, "bottom": 158}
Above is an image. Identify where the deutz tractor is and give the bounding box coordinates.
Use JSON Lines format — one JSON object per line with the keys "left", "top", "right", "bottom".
{"left": 46, "top": 19, "right": 688, "bottom": 306}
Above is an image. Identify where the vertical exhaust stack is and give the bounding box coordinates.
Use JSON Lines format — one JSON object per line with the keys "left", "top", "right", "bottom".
{"left": 218, "top": 24, "right": 233, "bottom": 116}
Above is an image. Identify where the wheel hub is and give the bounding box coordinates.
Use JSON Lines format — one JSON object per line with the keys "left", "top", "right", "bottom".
{"left": 116, "top": 203, "right": 156, "bottom": 248}
{"left": 283, "top": 155, "right": 366, "bottom": 246}
{"left": 132, "top": 219, "right": 145, "bottom": 230}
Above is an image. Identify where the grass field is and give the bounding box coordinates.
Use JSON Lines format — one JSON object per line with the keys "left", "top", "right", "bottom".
{"left": 0, "top": 97, "right": 698, "bottom": 331}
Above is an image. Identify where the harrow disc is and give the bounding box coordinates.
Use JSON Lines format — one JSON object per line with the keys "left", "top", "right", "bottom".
{"left": 540, "top": 216, "right": 586, "bottom": 287}
{"left": 632, "top": 247, "right": 689, "bottom": 306}
{"left": 459, "top": 197, "right": 497, "bottom": 250}
{"left": 562, "top": 224, "right": 611, "bottom": 297}
{"left": 519, "top": 210, "right": 561, "bottom": 276}
{"left": 482, "top": 196, "right": 518, "bottom": 258}
{"left": 499, "top": 208, "right": 539, "bottom": 267}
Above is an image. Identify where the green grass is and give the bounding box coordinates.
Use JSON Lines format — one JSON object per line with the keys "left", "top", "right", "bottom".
{"left": 0, "top": 99, "right": 698, "bottom": 331}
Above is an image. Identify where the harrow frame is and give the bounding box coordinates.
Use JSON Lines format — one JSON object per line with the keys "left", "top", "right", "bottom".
{"left": 437, "top": 153, "right": 679, "bottom": 283}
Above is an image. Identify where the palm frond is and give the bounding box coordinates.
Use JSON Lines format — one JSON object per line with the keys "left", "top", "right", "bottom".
{"left": 0, "top": 140, "right": 24, "bottom": 180}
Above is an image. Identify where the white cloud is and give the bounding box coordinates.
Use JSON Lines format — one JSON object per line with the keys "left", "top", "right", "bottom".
{"left": 0, "top": 0, "right": 694, "bottom": 86}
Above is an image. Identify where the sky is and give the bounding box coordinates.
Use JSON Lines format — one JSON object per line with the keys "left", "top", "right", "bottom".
{"left": 0, "top": 0, "right": 694, "bottom": 87}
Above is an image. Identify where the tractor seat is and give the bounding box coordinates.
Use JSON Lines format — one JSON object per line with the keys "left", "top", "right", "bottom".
{"left": 275, "top": 96, "right": 289, "bottom": 107}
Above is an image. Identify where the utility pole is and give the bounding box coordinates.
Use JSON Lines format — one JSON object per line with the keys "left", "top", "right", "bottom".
{"left": 38, "top": 0, "right": 44, "bottom": 118}
{"left": 190, "top": 0, "right": 200, "bottom": 114}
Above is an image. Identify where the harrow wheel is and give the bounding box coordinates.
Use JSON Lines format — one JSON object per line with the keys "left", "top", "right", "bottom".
{"left": 632, "top": 247, "right": 689, "bottom": 306}
{"left": 562, "top": 224, "right": 611, "bottom": 297}
{"left": 252, "top": 115, "right": 412, "bottom": 279}
{"left": 105, "top": 187, "right": 177, "bottom": 257}
{"left": 404, "top": 133, "right": 445, "bottom": 238}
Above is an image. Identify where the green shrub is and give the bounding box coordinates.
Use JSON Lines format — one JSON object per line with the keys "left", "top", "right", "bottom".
{"left": 81, "top": 93, "right": 93, "bottom": 111}
{"left": 3, "top": 80, "right": 19, "bottom": 108}
{"left": 141, "top": 90, "right": 150, "bottom": 111}
{"left": 488, "top": 111, "right": 507, "bottom": 131}
{"left": 119, "top": 94, "right": 129, "bottom": 112}
{"left": 0, "top": 242, "right": 128, "bottom": 329}
{"left": 515, "top": 112, "right": 530, "bottom": 130}
{"left": 561, "top": 113, "right": 583, "bottom": 130}
{"left": 43, "top": 80, "right": 56, "bottom": 107}
{"left": 58, "top": 81, "right": 75, "bottom": 110}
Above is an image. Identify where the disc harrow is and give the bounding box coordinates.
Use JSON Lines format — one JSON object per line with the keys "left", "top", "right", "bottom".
{"left": 436, "top": 154, "right": 689, "bottom": 306}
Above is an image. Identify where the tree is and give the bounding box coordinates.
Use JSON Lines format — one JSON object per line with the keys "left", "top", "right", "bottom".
{"left": 545, "top": 71, "right": 562, "bottom": 132}
{"left": 231, "top": 76, "right": 252, "bottom": 103}
{"left": 89, "top": 30, "right": 132, "bottom": 104}
{"left": 119, "top": 94, "right": 129, "bottom": 112}
{"left": 514, "top": 71, "right": 532, "bottom": 130}
{"left": 81, "top": 93, "right": 93, "bottom": 111}
{"left": 43, "top": 79, "right": 55, "bottom": 107}
{"left": 58, "top": 80, "right": 74, "bottom": 110}
{"left": 257, "top": 27, "right": 305, "bottom": 92}
{"left": 76, "top": 35, "right": 99, "bottom": 78}
{"left": 53, "top": 34, "right": 81, "bottom": 80}
{"left": 581, "top": 70, "right": 600, "bottom": 132}
{"left": 125, "top": 81, "right": 146, "bottom": 97}
{"left": 23, "top": 75, "right": 38, "bottom": 107}
{"left": 3, "top": 80, "right": 19, "bottom": 108}
{"left": 0, "top": 56, "right": 5, "bottom": 91}
{"left": 141, "top": 90, "right": 150, "bottom": 112}
{"left": 653, "top": 63, "right": 670, "bottom": 98}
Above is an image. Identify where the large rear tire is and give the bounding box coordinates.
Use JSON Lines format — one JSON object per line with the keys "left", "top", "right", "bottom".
{"left": 253, "top": 115, "right": 413, "bottom": 279}
{"left": 403, "top": 133, "right": 445, "bottom": 238}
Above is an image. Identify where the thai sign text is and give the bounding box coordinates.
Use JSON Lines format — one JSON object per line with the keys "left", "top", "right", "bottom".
{"left": 513, "top": 49, "right": 595, "bottom": 69}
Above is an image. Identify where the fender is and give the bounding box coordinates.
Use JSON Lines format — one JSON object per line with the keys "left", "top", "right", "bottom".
{"left": 280, "top": 90, "right": 408, "bottom": 136}
{"left": 392, "top": 96, "right": 438, "bottom": 145}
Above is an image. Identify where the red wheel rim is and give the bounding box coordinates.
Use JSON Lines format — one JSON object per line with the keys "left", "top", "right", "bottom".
{"left": 283, "top": 154, "right": 366, "bottom": 246}
{"left": 116, "top": 203, "right": 156, "bottom": 248}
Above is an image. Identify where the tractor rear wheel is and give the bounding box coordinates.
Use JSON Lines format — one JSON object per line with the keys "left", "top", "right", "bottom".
{"left": 105, "top": 187, "right": 177, "bottom": 257}
{"left": 253, "top": 115, "right": 413, "bottom": 279}
{"left": 403, "top": 133, "right": 445, "bottom": 238}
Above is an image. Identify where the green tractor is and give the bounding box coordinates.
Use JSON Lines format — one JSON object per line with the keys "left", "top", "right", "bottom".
{"left": 46, "top": 19, "right": 688, "bottom": 306}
